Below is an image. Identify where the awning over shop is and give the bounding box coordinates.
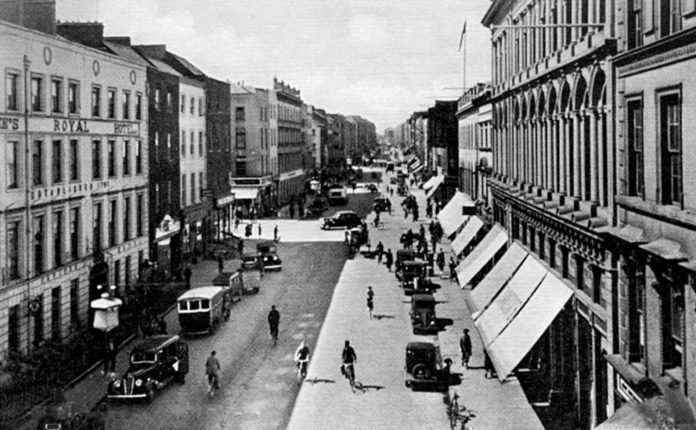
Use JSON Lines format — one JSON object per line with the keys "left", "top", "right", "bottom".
{"left": 639, "top": 238, "right": 689, "bottom": 261}
{"left": 230, "top": 187, "right": 259, "bottom": 200}
{"left": 475, "top": 256, "right": 548, "bottom": 348}
{"left": 470, "top": 243, "right": 528, "bottom": 316}
{"left": 450, "top": 217, "right": 483, "bottom": 257}
{"left": 437, "top": 192, "right": 476, "bottom": 237}
{"left": 456, "top": 225, "right": 509, "bottom": 288}
{"left": 485, "top": 272, "right": 573, "bottom": 381}
{"left": 410, "top": 160, "right": 424, "bottom": 173}
{"left": 423, "top": 174, "right": 443, "bottom": 191}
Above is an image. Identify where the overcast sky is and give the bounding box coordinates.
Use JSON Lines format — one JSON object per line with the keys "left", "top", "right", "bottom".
{"left": 57, "top": 0, "right": 492, "bottom": 132}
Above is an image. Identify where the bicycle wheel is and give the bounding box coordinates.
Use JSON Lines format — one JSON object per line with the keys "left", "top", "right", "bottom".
{"left": 448, "top": 398, "right": 459, "bottom": 430}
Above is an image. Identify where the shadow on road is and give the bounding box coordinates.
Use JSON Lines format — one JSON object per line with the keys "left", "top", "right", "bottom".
{"left": 372, "top": 314, "right": 395, "bottom": 320}
{"left": 304, "top": 378, "right": 336, "bottom": 385}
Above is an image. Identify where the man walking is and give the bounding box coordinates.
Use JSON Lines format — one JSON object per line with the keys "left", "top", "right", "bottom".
{"left": 366, "top": 286, "right": 374, "bottom": 319}
{"left": 376, "top": 241, "right": 384, "bottom": 263}
{"left": 183, "top": 264, "right": 192, "bottom": 288}
{"left": 274, "top": 224, "right": 279, "bottom": 241}
{"left": 268, "top": 305, "right": 280, "bottom": 345}
{"left": 103, "top": 338, "right": 117, "bottom": 376}
{"left": 205, "top": 350, "right": 221, "bottom": 395}
{"left": 385, "top": 249, "right": 394, "bottom": 272}
{"left": 460, "top": 329, "right": 472, "bottom": 369}
{"left": 258, "top": 223, "right": 262, "bottom": 237}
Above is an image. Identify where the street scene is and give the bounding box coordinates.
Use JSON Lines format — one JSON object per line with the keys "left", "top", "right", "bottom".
{"left": 3, "top": 1, "right": 696, "bottom": 430}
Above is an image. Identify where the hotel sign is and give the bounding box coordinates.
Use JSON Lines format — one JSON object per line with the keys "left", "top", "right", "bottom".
{"left": 0, "top": 117, "right": 141, "bottom": 137}
{"left": 0, "top": 116, "right": 20, "bottom": 131}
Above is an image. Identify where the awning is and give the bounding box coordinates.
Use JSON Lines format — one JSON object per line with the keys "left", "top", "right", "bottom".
{"left": 423, "top": 175, "right": 443, "bottom": 191}
{"left": 231, "top": 187, "right": 259, "bottom": 200}
{"left": 410, "top": 161, "right": 424, "bottom": 173}
{"left": 601, "top": 224, "right": 647, "bottom": 244}
{"left": 437, "top": 192, "right": 476, "bottom": 237}
{"left": 470, "top": 243, "right": 528, "bottom": 316}
{"left": 639, "top": 238, "right": 689, "bottom": 261}
{"left": 456, "top": 225, "right": 509, "bottom": 288}
{"left": 450, "top": 217, "right": 483, "bottom": 256}
{"left": 485, "top": 271, "right": 573, "bottom": 381}
{"left": 425, "top": 181, "right": 442, "bottom": 199}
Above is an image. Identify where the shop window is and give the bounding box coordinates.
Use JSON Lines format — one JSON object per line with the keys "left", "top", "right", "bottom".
{"left": 659, "top": 92, "right": 681, "bottom": 206}
{"left": 33, "top": 295, "right": 44, "bottom": 347}
{"left": 8, "top": 305, "right": 20, "bottom": 352}
{"left": 70, "top": 279, "right": 79, "bottom": 325}
{"left": 627, "top": 264, "right": 645, "bottom": 363}
{"left": 51, "top": 286, "right": 61, "bottom": 341}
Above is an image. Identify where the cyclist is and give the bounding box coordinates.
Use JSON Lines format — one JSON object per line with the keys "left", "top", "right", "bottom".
{"left": 294, "top": 340, "right": 311, "bottom": 384}
{"left": 341, "top": 340, "right": 357, "bottom": 389}
{"left": 205, "top": 350, "right": 220, "bottom": 397}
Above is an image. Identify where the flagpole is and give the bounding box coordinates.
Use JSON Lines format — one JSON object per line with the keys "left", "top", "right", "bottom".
{"left": 459, "top": 20, "right": 467, "bottom": 96}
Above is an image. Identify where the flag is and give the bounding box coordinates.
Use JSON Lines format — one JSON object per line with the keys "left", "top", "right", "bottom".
{"left": 458, "top": 20, "right": 467, "bottom": 51}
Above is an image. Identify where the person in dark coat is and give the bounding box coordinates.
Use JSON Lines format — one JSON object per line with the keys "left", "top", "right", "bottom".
{"left": 103, "top": 338, "right": 117, "bottom": 375}
{"left": 268, "top": 305, "right": 280, "bottom": 345}
{"left": 217, "top": 255, "right": 224, "bottom": 273}
{"left": 436, "top": 249, "right": 445, "bottom": 272}
{"left": 484, "top": 350, "right": 496, "bottom": 379}
{"left": 460, "top": 329, "right": 472, "bottom": 368}
{"left": 183, "top": 265, "right": 192, "bottom": 288}
{"left": 375, "top": 241, "right": 385, "bottom": 263}
{"left": 449, "top": 257, "right": 458, "bottom": 284}
{"left": 385, "top": 249, "right": 394, "bottom": 272}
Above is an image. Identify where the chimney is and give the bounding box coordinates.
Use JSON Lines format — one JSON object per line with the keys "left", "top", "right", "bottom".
{"left": 56, "top": 21, "right": 104, "bottom": 48}
{"left": 0, "top": 0, "right": 56, "bottom": 34}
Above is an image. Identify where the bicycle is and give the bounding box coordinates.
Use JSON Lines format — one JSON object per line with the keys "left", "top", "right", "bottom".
{"left": 296, "top": 357, "right": 308, "bottom": 386}
{"left": 207, "top": 374, "right": 219, "bottom": 399}
{"left": 448, "top": 392, "right": 476, "bottom": 430}
{"left": 342, "top": 362, "right": 356, "bottom": 391}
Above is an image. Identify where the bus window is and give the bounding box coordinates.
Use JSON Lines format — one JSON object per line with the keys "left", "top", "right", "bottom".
{"left": 201, "top": 299, "right": 210, "bottom": 310}
{"left": 178, "top": 302, "right": 188, "bottom": 311}
{"left": 189, "top": 300, "right": 200, "bottom": 310}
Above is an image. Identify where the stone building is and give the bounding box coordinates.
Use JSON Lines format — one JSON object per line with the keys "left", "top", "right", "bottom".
{"left": 274, "top": 78, "right": 305, "bottom": 204}
{"left": 457, "top": 83, "right": 492, "bottom": 205}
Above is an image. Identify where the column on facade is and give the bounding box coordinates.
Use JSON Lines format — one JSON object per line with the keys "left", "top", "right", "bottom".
{"left": 547, "top": 116, "right": 555, "bottom": 190}
{"left": 589, "top": 108, "right": 599, "bottom": 202}
{"left": 579, "top": 111, "right": 588, "bottom": 200}
{"left": 558, "top": 0, "right": 565, "bottom": 48}
{"left": 597, "top": 107, "right": 606, "bottom": 206}
{"left": 571, "top": 0, "right": 579, "bottom": 41}
{"left": 563, "top": 115, "right": 571, "bottom": 194}
{"left": 573, "top": 112, "right": 582, "bottom": 197}
{"left": 557, "top": 115, "right": 566, "bottom": 193}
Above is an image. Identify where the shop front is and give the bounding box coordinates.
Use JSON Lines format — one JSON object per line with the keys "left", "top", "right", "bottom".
{"left": 214, "top": 193, "right": 235, "bottom": 240}
{"left": 154, "top": 214, "right": 181, "bottom": 276}
{"left": 182, "top": 200, "right": 213, "bottom": 262}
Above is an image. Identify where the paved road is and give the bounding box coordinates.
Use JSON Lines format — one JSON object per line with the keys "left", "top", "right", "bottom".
{"left": 103, "top": 241, "right": 348, "bottom": 430}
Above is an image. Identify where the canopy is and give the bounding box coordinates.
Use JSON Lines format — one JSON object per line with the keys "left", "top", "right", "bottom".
{"left": 423, "top": 175, "right": 444, "bottom": 191}
{"left": 485, "top": 273, "right": 573, "bottom": 380}
{"left": 437, "top": 192, "right": 476, "bottom": 237}
{"left": 470, "top": 243, "right": 528, "bottom": 316}
{"left": 475, "top": 256, "right": 548, "bottom": 349}
{"left": 231, "top": 187, "right": 259, "bottom": 200}
{"left": 411, "top": 163, "right": 424, "bottom": 173}
{"left": 450, "top": 217, "right": 484, "bottom": 257}
{"left": 425, "top": 177, "right": 444, "bottom": 199}
{"left": 456, "top": 225, "right": 509, "bottom": 288}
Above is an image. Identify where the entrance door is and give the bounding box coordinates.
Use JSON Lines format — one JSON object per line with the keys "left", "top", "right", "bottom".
{"left": 577, "top": 315, "right": 593, "bottom": 430}
{"left": 594, "top": 329, "right": 608, "bottom": 424}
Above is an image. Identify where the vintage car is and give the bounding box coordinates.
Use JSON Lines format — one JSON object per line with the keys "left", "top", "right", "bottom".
{"left": 373, "top": 196, "right": 390, "bottom": 212}
{"left": 410, "top": 293, "right": 438, "bottom": 335}
{"left": 305, "top": 197, "right": 329, "bottom": 218}
{"left": 401, "top": 260, "right": 439, "bottom": 295}
{"left": 107, "top": 335, "right": 188, "bottom": 403}
{"left": 36, "top": 402, "right": 105, "bottom": 430}
{"left": 241, "top": 252, "right": 282, "bottom": 270}
{"left": 328, "top": 186, "right": 349, "bottom": 205}
{"left": 320, "top": 211, "right": 362, "bottom": 230}
{"left": 212, "top": 270, "right": 258, "bottom": 295}
{"left": 177, "top": 286, "right": 232, "bottom": 335}
{"left": 404, "top": 340, "right": 443, "bottom": 389}
{"left": 395, "top": 249, "right": 426, "bottom": 280}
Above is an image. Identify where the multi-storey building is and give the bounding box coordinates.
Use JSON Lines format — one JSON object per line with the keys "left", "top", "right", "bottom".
{"left": 457, "top": 83, "right": 492, "bottom": 204}
{"left": 309, "top": 106, "right": 327, "bottom": 170}
{"left": 274, "top": 78, "right": 305, "bottom": 204}
{"left": 229, "top": 83, "right": 277, "bottom": 216}
{"left": 426, "top": 100, "right": 459, "bottom": 203}
{"left": 326, "top": 113, "right": 346, "bottom": 174}
{"left": 0, "top": 17, "right": 148, "bottom": 357}
{"left": 482, "top": 0, "right": 616, "bottom": 428}
{"left": 600, "top": 1, "right": 696, "bottom": 427}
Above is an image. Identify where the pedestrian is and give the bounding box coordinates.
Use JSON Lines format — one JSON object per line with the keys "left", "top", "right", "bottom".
{"left": 259, "top": 253, "right": 265, "bottom": 278}
{"left": 234, "top": 217, "right": 240, "bottom": 232}
{"left": 289, "top": 204, "right": 295, "bottom": 219}
{"left": 183, "top": 265, "right": 192, "bottom": 288}
{"left": 258, "top": 222, "right": 262, "bottom": 237}
{"left": 205, "top": 350, "right": 221, "bottom": 394}
{"left": 419, "top": 224, "right": 426, "bottom": 240}
{"left": 426, "top": 203, "right": 433, "bottom": 219}
{"left": 268, "top": 305, "right": 280, "bottom": 345}
{"left": 274, "top": 224, "right": 279, "bottom": 242}
{"left": 449, "top": 257, "right": 458, "bottom": 284}
{"left": 366, "top": 286, "right": 374, "bottom": 319}
{"left": 238, "top": 239, "right": 244, "bottom": 256}
{"left": 376, "top": 241, "right": 384, "bottom": 263}
{"left": 386, "top": 199, "right": 392, "bottom": 214}
{"left": 385, "top": 249, "right": 394, "bottom": 272}
{"left": 484, "top": 350, "right": 496, "bottom": 379}
{"left": 103, "top": 338, "right": 117, "bottom": 376}
{"left": 217, "top": 254, "right": 224, "bottom": 273}
{"left": 436, "top": 249, "right": 445, "bottom": 272}
{"left": 460, "top": 329, "right": 472, "bottom": 368}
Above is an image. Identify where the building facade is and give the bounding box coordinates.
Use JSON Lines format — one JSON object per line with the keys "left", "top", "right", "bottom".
{"left": 483, "top": 0, "right": 616, "bottom": 428}
{"left": 457, "top": 83, "right": 492, "bottom": 204}
{"left": 0, "top": 19, "right": 148, "bottom": 358}
{"left": 274, "top": 78, "right": 305, "bottom": 204}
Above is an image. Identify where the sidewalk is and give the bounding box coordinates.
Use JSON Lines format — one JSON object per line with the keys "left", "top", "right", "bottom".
{"left": 13, "top": 258, "right": 233, "bottom": 430}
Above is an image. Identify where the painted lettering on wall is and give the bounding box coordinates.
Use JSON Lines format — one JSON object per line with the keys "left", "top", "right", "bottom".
{"left": 54, "top": 119, "right": 90, "bottom": 133}
{"left": 0, "top": 117, "right": 20, "bottom": 130}
{"left": 114, "top": 123, "right": 138, "bottom": 136}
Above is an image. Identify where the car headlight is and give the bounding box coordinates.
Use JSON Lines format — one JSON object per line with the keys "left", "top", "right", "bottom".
{"left": 113, "top": 380, "right": 121, "bottom": 388}
{"left": 135, "top": 379, "right": 143, "bottom": 387}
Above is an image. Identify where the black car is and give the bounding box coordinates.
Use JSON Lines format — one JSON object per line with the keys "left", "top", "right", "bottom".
{"left": 373, "top": 197, "right": 390, "bottom": 212}
{"left": 107, "top": 335, "right": 189, "bottom": 403}
{"left": 404, "top": 341, "right": 443, "bottom": 389}
{"left": 320, "top": 211, "right": 362, "bottom": 230}
{"left": 366, "top": 183, "right": 379, "bottom": 193}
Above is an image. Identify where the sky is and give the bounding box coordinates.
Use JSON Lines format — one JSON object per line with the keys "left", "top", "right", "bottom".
{"left": 57, "top": 0, "right": 492, "bottom": 132}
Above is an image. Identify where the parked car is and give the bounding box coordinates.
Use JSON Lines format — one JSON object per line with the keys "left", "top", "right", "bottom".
{"left": 107, "top": 335, "right": 188, "bottom": 403}
{"left": 401, "top": 260, "right": 439, "bottom": 295}
{"left": 211, "top": 270, "right": 253, "bottom": 296}
{"left": 37, "top": 402, "right": 105, "bottom": 430}
{"left": 373, "top": 196, "right": 390, "bottom": 212}
{"left": 241, "top": 252, "right": 282, "bottom": 270}
{"left": 177, "top": 286, "right": 232, "bottom": 335}
{"left": 366, "top": 183, "right": 379, "bottom": 193}
{"left": 410, "top": 293, "right": 438, "bottom": 334}
{"left": 320, "top": 211, "right": 362, "bottom": 230}
{"left": 404, "top": 340, "right": 443, "bottom": 389}
{"left": 328, "top": 186, "right": 348, "bottom": 205}
{"left": 395, "top": 249, "right": 426, "bottom": 280}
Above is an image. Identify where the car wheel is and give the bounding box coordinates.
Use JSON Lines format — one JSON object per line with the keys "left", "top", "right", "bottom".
{"left": 412, "top": 364, "right": 431, "bottom": 380}
{"left": 145, "top": 385, "right": 156, "bottom": 403}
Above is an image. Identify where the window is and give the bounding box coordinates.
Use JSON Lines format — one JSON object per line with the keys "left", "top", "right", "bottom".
{"left": 70, "top": 207, "right": 79, "bottom": 260}
{"left": 199, "top": 131, "right": 203, "bottom": 156}
{"left": 93, "top": 202, "right": 102, "bottom": 250}
{"left": 31, "top": 75, "right": 43, "bottom": 112}
{"left": 190, "top": 131, "right": 195, "bottom": 156}
{"left": 627, "top": 264, "right": 645, "bottom": 362}
{"left": 6, "top": 72, "right": 19, "bottom": 110}
{"left": 154, "top": 88, "right": 161, "bottom": 110}
{"left": 52, "top": 286, "right": 61, "bottom": 341}
{"left": 108, "top": 200, "right": 116, "bottom": 247}
{"left": 122, "top": 91, "right": 130, "bottom": 120}
{"left": 52, "top": 140, "right": 62, "bottom": 183}
{"left": 190, "top": 97, "right": 195, "bottom": 115}
{"left": 627, "top": 100, "right": 644, "bottom": 197}
{"left": 236, "top": 159, "right": 246, "bottom": 175}
{"left": 666, "top": 283, "right": 685, "bottom": 368}
{"left": 123, "top": 140, "right": 130, "bottom": 175}
{"left": 167, "top": 133, "right": 172, "bottom": 160}
{"left": 70, "top": 279, "right": 79, "bottom": 325}
{"left": 125, "top": 255, "right": 131, "bottom": 290}
{"left": 660, "top": 93, "right": 682, "bottom": 205}
{"left": 68, "top": 81, "right": 79, "bottom": 114}
{"left": 33, "top": 140, "right": 43, "bottom": 186}
{"left": 53, "top": 211, "right": 63, "bottom": 267}
{"left": 34, "top": 215, "right": 45, "bottom": 275}
{"left": 660, "top": 0, "right": 682, "bottom": 37}
{"left": 8, "top": 305, "right": 20, "bottom": 351}
{"left": 69, "top": 140, "right": 79, "bottom": 181}
{"left": 92, "top": 140, "right": 101, "bottom": 179}
{"left": 91, "top": 85, "right": 101, "bottom": 117}
{"left": 199, "top": 172, "right": 204, "bottom": 200}
{"left": 154, "top": 132, "right": 159, "bottom": 163}
{"left": 181, "top": 95, "right": 185, "bottom": 113}
{"left": 107, "top": 89, "right": 116, "bottom": 118}
{"left": 135, "top": 140, "right": 142, "bottom": 174}
{"left": 191, "top": 173, "right": 196, "bottom": 204}
{"left": 236, "top": 128, "right": 246, "bottom": 149}
{"left": 166, "top": 91, "right": 172, "bottom": 111}
{"left": 51, "top": 78, "right": 62, "bottom": 113}
{"left": 136, "top": 194, "right": 144, "bottom": 237}
{"left": 107, "top": 140, "right": 116, "bottom": 177}
{"left": 199, "top": 98, "right": 203, "bottom": 116}
{"left": 181, "top": 131, "right": 186, "bottom": 157}
{"left": 33, "top": 294, "right": 43, "bottom": 346}
{"left": 135, "top": 93, "right": 142, "bottom": 120}
{"left": 628, "top": 0, "right": 643, "bottom": 49}
{"left": 236, "top": 107, "right": 245, "bottom": 121}
{"left": 181, "top": 174, "right": 187, "bottom": 207}
{"left": 8, "top": 221, "right": 20, "bottom": 280}
{"left": 7, "top": 141, "right": 19, "bottom": 189}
